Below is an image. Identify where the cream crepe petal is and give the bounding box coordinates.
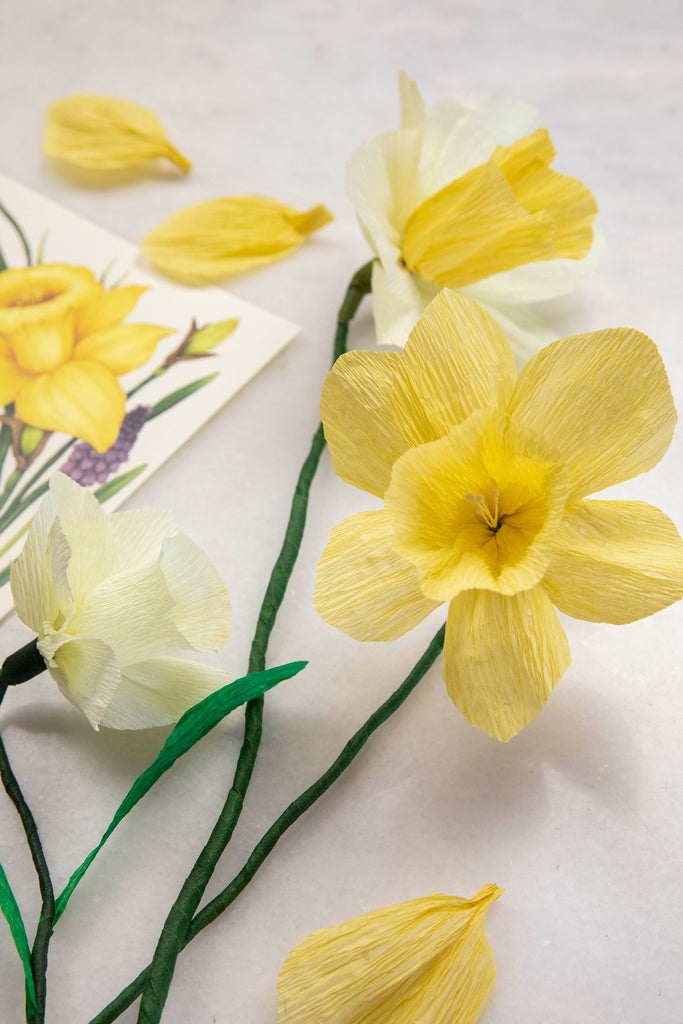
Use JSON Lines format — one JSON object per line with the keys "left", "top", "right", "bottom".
{"left": 320, "top": 346, "right": 407, "bottom": 498}
{"left": 391, "top": 291, "right": 517, "bottom": 446}
{"left": 48, "top": 636, "right": 121, "bottom": 730}
{"left": 109, "top": 508, "right": 177, "bottom": 573}
{"left": 10, "top": 495, "right": 68, "bottom": 633}
{"left": 313, "top": 511, "right": 440, "bottom": 641}
{"left": 543, "top": 499, "right": 683, "bottom": 624}
{"left": 97, "top": 656, "right": 229, "bottom": 730}
{"left": 460, "top": 295, "right": 557, "bottom": 364}
{"left": 160, "top": 534, "right": 231, "bottom": 652}
{"left": 48, "top": 473, "right": 115, "bottom": 602}
{"left": 370, "top": 259, "right": 436, "bottom": 350}
{"left": 444, "top": 586, "right": 571, "bottom": 742}
{"left": 508, "top": 327, "right": 677, "bottom": 499}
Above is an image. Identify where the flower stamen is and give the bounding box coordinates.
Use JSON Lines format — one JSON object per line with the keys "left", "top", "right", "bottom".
{"left": 467, "top": 488, "right": 502, "bottom": 533}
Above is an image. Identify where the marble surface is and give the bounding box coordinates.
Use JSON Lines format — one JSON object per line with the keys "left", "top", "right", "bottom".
{"left": 0, "top": 1, "right": 682, "bottom": 1021}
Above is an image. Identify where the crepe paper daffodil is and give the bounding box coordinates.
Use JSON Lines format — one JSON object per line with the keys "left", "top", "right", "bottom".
{"left": 314, "top": 290, "right": 683, "bottom": 742}
{"left": 43, "top": 94, "right": 191, "bottom": 173}
{"left": 141, "top": 196, "right": 334, "bottom": 284}
{"left": 346, "top": 72, "right": 599, "bottom": 359}
{"left": 0, "top": 263, "right": 173, "bottom": 452}
{"left": 9, "top": 473, "right": 231, "bottom": 730}
{"left": 277, "top": 885, "right": 502, "bottom": 1024}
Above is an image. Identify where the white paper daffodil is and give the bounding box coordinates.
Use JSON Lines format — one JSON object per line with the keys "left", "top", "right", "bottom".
{"left": 10, "top": 473, "right": 231, "bottom": 730}
{"left": 346, "top": 72, "right": 601, "bottom": 360}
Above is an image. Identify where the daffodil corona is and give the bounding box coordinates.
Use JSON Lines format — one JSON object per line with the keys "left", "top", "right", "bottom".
{"left": 0, "top": 263, "right": 172, "bottom": 451}
{"left": 346, "top": 73, "right": 600, "bottom": 357}
{"left": 314, "top": 290, "right": 683, "bottom": 741}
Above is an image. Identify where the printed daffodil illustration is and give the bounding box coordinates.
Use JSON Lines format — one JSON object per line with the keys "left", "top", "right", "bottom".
{"left": 346, "top": 72, "right": 599, "bottom": 357}
{"left": 314, "top": 290, "right": 683, "bottom": 741}
{"left": 10, "top": 474, "right": 231, "bottom": 729}
{"left": 0, "top": 263, "right": 172, "bottom": 451}
{"left": 278, "top": 886, "right": 502, "bottom": 1024}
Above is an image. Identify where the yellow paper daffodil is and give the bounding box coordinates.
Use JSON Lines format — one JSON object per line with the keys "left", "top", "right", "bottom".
{"left": 277, "top": 886, "right": 502, "bottom": 1024}
{"left": 346, "top": 72, "right": 599, "bottom": 359}
{"left": 0, "top": 263, "right": 173, "bottom": 452}
{"left": 141, "top": 196, "right": 333, "bottom": 284}
{"left": 314, "top": 290, "right": 683, "bottom": 742}
{"left": 10, "top": 474, "right": 231, "bottom": 729}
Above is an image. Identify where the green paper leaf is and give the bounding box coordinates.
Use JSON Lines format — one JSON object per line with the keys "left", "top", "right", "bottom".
{"left": 0, "top": 860, "right": 37, "bottom": 1010}
{"left": 53, "top": 660, "right": 306, "bottom": 923}
{"left": 147, "top": 373, "right": 218, "bottom": 421}
{"left": 94, "top": 464, "right": 147, "bottom": 503}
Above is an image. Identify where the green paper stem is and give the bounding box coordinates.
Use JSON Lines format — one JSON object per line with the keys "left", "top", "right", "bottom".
{"left": 88, "top": 622, "right": 445, "bottom": 1024}
{"left": 53, "top": 662, "right": 306, "bottom": 925}
{"left": 134, "top": 260, "right": 374, "bottom": 1024}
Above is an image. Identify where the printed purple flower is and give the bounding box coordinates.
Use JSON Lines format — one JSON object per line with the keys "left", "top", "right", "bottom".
{"left": 61, "top": 404, "right": 151, "bottom": 486}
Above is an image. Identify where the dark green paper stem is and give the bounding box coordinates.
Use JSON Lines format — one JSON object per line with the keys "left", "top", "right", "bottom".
{"left": 133, "top": 260, "right": 374, "bottom": 1024}
{"left": 0, "top": 687, "right": 54, "bottom": 1023}
{"left": 88, "top": 622, "right": 445, "bottom": 1024}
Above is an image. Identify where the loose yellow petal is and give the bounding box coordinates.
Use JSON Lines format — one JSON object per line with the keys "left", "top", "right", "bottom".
{"left": 73, "top": 322, "right": 173, "bottom": 375}
{"left": 320, "top": 349, "right": 408, "bottom": 498}
{"left": 73, "top": 285, "right": 148, "bottom": 339}
{"left": 43, "top": 94, "right": 191, "bottom": 172}
{"left": 543, "top": 499, "right": 683, "bottom": 624}
{"left": 385, "top": 408, "right": 568, "bottom": 601}
{"left": 402, "top": 128, "right": 597, "bottom": 287}
{"left": 508, "top": 327, "right": 677, "bottom": 499}
{"left": 277, "top": 886, "right": 502, "bottom": 1024}
{"left": 141, "top": 196, "right": 333, "bottom": 284}
{"left": 16, "top": 361, "right": 126, "bottom": 452}
{"left": 390, "top": 290, "right": 518, "bottom": 447}
{"left": 444, "top": 586, "right": 570, "bottom": 741}
{"left": 313, "top": 510, "right": 440, "bottom": 641}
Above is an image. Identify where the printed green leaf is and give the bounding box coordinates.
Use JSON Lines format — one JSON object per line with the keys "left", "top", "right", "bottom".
{"left": 53, "top": 660, "right": 306, "bottom": 922}
{"left": 147, "top": 373, "right": 219, "bottom": 421}
{"left": 0, "top": 860, "right": 37, "bottom": 1010}
{"left": 94, "top": 464, "right": 147, "bottom": 503}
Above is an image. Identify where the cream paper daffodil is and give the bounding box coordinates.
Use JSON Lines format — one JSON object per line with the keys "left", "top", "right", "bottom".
{"left": 346, "top": 73, "right": 600, "bottom": 359}
{"left": 10, "top": 474, "right": 231, "bottom": 730}
{"left": 314, "top": 290, "right": 683, "bottom": 742}
{"left": 0, "top": 263, "right": 172, "bottom": 452}
{"left": 278, "top": 886, "right": 502, "bottom": 1024}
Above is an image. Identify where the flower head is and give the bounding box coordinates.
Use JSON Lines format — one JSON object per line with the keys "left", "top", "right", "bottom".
{"left": 314, "top": 290, "right": 683, "bottom": 741}
{"left": 0, "top": 263, "right": 172, "bottom": 451}
{"left": 277, "top": 886, "right": 502, "bottom": 1024}
{"left": 346, "top": 73, "right": 599, "bottom": 358}
{"left": 10, "top": 474, "right": 231, "bottom": 730}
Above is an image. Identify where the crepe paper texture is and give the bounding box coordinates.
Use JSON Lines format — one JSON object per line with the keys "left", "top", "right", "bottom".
{"left": 43, "top": 94, "right": 191, "bottom": 173}
{"left": 346, "top": 71, "right": 600, "bottom": 357}
{"left": 141, "top": 195, "right": 334, "bottom": 284}
{"left": 314, "top": 289, "right": 683, "bottom": 742}
{"left": 0, "top": 174, "right": 298, "bottom": 618}
{"left": 10, "top": 474, "right": 231, "bottom": 730}
{"left": 277, "top": 886, "right": 501, "bottom": 1024}
{"left": 53, "top": 659, "right": 307, "bottom": 924}
{"left": 0, "top": 860, "right": 37, "bottom": 1012}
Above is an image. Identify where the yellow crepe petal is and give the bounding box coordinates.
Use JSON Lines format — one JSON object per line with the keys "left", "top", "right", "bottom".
{"left": 73, "top": 285, "right": 148, "bottom": 339}
{"left": 313, "top": 511, "right": 440, "bottom": 641}
{"left": 278, "top": 887, "right": 502, "bottom": 1024}
{"left": 508, "top": 327, "right": 677, "bottom": 499}
{"left": 43, "top": 94, "right": 191, "bottom": 172}
{"left": 543, "top": 499, "right": 683, "bottom": 624}
{"left": 141, "top": 196, "right": 333, "bottom": 284}
{"left": 0, "top": 353, "right": 30, "bottom": 403}
{"left": 390, "top": 290, "right": 517, "bottom": 447}
{"left": 320, "top": 349, "right": 408, "bottom": 497}
{"left": 15, "top": 361, "right": 126, "bottom": 453}
{"left": 444, "top": 586, "right": 571, "bottom": 741}
{"left": 73, "top": 322, "right": 173, "bottom": 375}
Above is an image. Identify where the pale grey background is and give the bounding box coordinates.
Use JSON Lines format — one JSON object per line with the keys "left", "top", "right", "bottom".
{"left": 0, "top": 1, "right": 682, "bottom": 1022}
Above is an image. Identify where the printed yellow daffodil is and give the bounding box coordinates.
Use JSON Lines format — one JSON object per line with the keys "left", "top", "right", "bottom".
{"left": 141, "top": 196, "right": 333, "bottom": 284}
{"left": 278, "top": 886, "right": 502, "bottom": 1024}
{"left": 0, "top": 263, "right": 172, "bottom": 452}
{"left": 346, "top": 72, "right": 599, "bottom": 358}
{"left": 10, "top": 474, "right": 231, "bottom": 730}
{"left": 44, "top": 94, "right": 192, "bottom": 172}
{"left": 314, "top": 290, "right": 683, "bottom": 741}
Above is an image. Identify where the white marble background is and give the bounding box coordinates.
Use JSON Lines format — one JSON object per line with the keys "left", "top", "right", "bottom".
{"left": 0, "top": 1, "right": 681, "bottom": 1021}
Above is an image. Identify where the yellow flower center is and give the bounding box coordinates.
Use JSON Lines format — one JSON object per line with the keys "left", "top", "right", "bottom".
{"left": 401, "top": 128, "right": 598, "bottom": 289}
{"left": 385, "top": 408, "right": 570, "bottom": 601}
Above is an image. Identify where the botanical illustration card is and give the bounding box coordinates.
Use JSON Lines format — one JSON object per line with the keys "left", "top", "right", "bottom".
{"left": 0, "top": 174, "right": 298, "bottom": 619}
